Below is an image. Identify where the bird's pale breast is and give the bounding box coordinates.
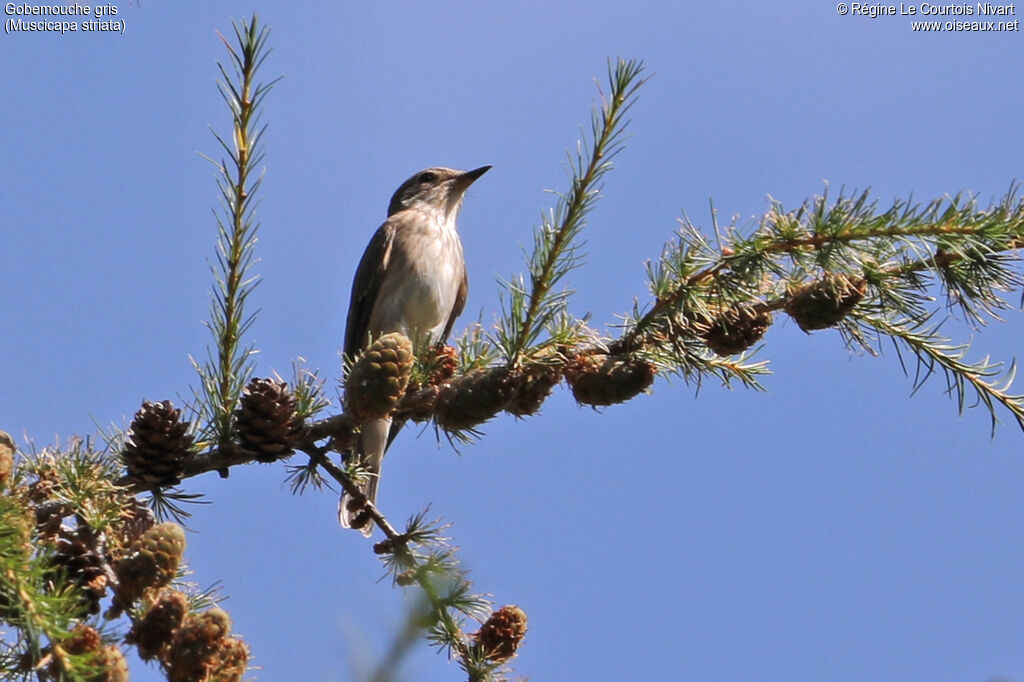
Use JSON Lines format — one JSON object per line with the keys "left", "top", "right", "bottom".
{"left": 369, "top": 213, "right": 464, "bottom": 343}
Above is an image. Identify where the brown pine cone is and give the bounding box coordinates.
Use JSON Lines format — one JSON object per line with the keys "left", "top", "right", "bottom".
{"left": 206, "top": 637, "right": 250, "bottom": 682}
{"left": 434, "top": 366, "right": 520, "bottom": 431}
{"left": 565, "top": 355, "right": 656, "bottom": 407}
{"left": 785, "top": 272, "right": 867, "bottom": 331}
{"left": 52, "top": 527, "right": 109, "bottom": 616}
{"left": 123, "top": 400, "right": 195, "bottom": 488}
{"left": 235, "top": 378, "right": 304, "bottom": 462}
{"left": 475, "top": 605, "right": 528, "bottom": 662}
{"left": 63, "top": 624, "right": 102, "bottom": 655}
{"left": 345, "top": 332, "right": 415, "bottom": 423}
{"left": 125, "top": 589, "right": 189, "bottom": 661}
{"left": 113, "top": 522, "right": 185, "bottom": 610}
{"left": 505, "top": 366, "right": 561, "bottom": 417}
{"left": 116, "top": 497, "right": 157, "bottom": 551}
{"left": 166, "top": 608, "right": 232, "bottom": 682}
{"left": 697, "top": 305, "right": 772, "bottom": 356}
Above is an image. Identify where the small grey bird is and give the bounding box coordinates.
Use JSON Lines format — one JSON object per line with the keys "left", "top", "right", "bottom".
{"left": 340, "top": 165, "right": 490, "bottom": 535}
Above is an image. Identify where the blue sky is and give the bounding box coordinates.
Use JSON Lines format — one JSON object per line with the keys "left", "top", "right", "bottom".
{"left": 3, "top": 2, "right": 1024, "bottom": 681}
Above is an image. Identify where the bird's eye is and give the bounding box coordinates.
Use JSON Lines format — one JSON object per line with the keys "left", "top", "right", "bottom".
{"left": 417, "top": 171, "right": 437, "bottom": 183}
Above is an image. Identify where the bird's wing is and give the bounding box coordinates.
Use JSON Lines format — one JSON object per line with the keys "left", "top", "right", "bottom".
{"left": 441, "top": 266, "right": 468, "bottom": 342}
{"left": 344, "top": 221, "right": 396, "bottom": 359}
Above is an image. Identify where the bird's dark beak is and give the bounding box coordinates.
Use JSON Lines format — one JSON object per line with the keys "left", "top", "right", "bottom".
{"left": 447, "top": 166, "right": 490, "bottom": 214}
{"left": 458, "top": 165, "right": 491, "bottom": 186}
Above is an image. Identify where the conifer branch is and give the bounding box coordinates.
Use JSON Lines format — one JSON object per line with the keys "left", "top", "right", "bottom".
{"left": 857, "top": 313, "right": 1024, "bottom": 434}
{"left": 609, "top": 186, "right": 1024, "bottom": 417}
{"left": 0, "top": 435, "right": 250, "bottom": 681}
{"left": 497, "top": 58, "right": 647, "bottom": 367}
{"left": 192, "top": 15, "right": 279, "bottom": 448}
{"left": 300, "top": 448, "right": 510, "bottom": 680}
{"left": 618, "top": 186, "right": 1024, "bottom": 355}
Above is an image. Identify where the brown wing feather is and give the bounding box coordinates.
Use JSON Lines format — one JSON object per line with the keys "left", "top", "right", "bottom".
{"left": 441, "top": 266, "right": 468, "bottom": 342}
{"left": 344, "top": 222, "right": 395, "bottom": 359}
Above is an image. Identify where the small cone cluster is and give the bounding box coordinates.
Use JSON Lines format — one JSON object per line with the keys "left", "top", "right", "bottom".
{"left": 123, "top": 400, "right": 195, "bottom": 488}
{"left": 235, "top": 378, "right": 304, "bottom": 462}
{"left": 26, "top": 468, "right": 57, "bottom": 505}
{"left": 55, "top": 634, "right": 128, "bottom": 682}
{"left": 434, "top": 367, "right": 520, "bottom": 431}
{"left": 205, "top": 637, "right": 251, "bottom": 682}
{"left": 505, "top": 366, "right": 561, "bottom": 417}
{"left": 474, "top": 605, "right": 528, "bottom": 662}
{"left": 420, "top": 344, "right": 458, "bottom": 386}
{"left": 113, "top": 522, "right": 185, "bottom": 611}
{"left": 63, "top": 624, "right": 102, "bottom": 655}
{"left": 127, "top": 591, "right": 249, "bottom": 682}
{"left": 3, "top": 494, "right": 34, "bottom": 560}
{"left": 345, "top": 332, "right": 414, "bottom": 423}
{"left": 401, "top": 345, "right": 459, "bottom": 423}
{"left": 697, "top": 305, "right": 772, "bottom": 356}
{"left": 91, "top": 645, "right": 129, "bottom": 682}
{"left": 565, "top": 354, "right": 656, "bottom": 407}
{"left": 785, "top": 272, "right": 866, "bottom": 331}
{"left": 117, "top": 496, "right": 157, "bottom": 550}
{"left": 166, "top": 607, "right": 249, "bottom": 682}
{"left": 0, "top": 430, "right": 14, "bottom": 489}
{"left": 126, "top": 589, "right": 189, "bottom": 661}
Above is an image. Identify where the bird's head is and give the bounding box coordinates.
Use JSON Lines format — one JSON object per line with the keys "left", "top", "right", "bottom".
{"left": 387, "top": 165, "right": 491, "bottom": 218}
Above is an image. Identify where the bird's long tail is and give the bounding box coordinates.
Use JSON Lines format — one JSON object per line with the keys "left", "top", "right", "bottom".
{"left": 339, "top": 417, "right": 389, "bottom": 537}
